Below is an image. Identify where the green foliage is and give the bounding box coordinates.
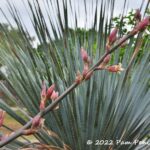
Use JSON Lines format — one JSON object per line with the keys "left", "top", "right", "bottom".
{"left": 0, "top": 0, "right": 150, "bottom": 149}
{"left": 112, "top": 9, "right": 150, "bottom": 61}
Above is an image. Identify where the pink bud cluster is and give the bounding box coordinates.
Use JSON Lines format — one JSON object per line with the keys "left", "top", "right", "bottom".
{"left": 39, "top": 82, "right": 59, "bottom": 111}
{"left": 97, "top": 28, "right": 118, "bottom": 69}
{"left": 81, "top": 48, "right": 93, "bottom": 79}
{"left": 75, "top": 48, "right": 93, "bottom": 83}
{"left": 30, "top": 82, "right": 59, "bottom": 132}
{"left": 78, "top": 47, "right": 93, "bottom": 81}
{"left": 22, "top": 114, "right": 44, "bottom": 136}
{"left": 95, "top": 27, "right": 126, "bottom": 72}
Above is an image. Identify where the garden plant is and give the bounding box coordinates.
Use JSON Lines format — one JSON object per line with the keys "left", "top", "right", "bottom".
{"left": 0, "top": 0, "right": 150, "bottom": 150}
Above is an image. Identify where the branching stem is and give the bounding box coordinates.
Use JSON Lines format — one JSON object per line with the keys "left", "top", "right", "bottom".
{"left": 0, "top": 29, "right": 140, "bottom": 147}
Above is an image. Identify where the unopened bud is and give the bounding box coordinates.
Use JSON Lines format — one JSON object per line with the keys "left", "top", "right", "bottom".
{"left": 0, "top": 109, "right": 5, "bottom": 127}
{"left": 46, "top": 84, "right": 55, "bottom": 99}
{"left": 108, "top": 28, "right": 118, "bottom": 44}
{"left": 96, "top": 55, "right": 111, "bottom": 70}
{"left": 75, "top": 71, "right": 83, "bottom": 84}
{"left": 51, "top": 91, "right": 59, "bottom": 100}
{"left": 95, "top": 64, "right": 105, "bottom": 70}
{"left": 39, "top": 100, "right": 46, "bottom": 110}
{"left": 81, "top": 47, "right": 88, "bottom": 62}
{"left": 84, "top": 71, "right": 93, "bottom": 80}
{"left": 32, "top": 115, "right": 43, "bottom": 129}
{"left": 50, "top": 91, "right": 59, "bottom": 110}
{"left": 82, "top": 64, "right": 89, "bottom": 77}
{"left": 135, "top": 17, "right": 150, "bottom": 31}
{"left": 107, "top": 63, "right": 124, "bottom": 73}
{"left": 103, "top": 55, "right": 111, "bottom": 64}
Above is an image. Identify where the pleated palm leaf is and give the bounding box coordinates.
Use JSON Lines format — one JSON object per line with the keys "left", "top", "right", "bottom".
{"left": 0, "top": 0, "right": 150, "bottom": 149}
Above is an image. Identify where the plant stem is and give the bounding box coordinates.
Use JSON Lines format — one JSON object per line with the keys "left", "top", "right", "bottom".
{"left": 0, "top": 29, "right": 138, "bottom": 147}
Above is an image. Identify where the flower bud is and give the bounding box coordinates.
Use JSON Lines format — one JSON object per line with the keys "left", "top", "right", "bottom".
{"left": 107, "top": 63, "right": 124, "bottom": 73}
{"left": 51, "top": 91, "right": 59, "bottom": 100}
{"left": 95, "top": 64, "right": 105, "bottom": 70}
{"left": 39, "top": 100, "right": 46, "bottom": 110}
{"left": 0, "top": 109, "right": 5, "bottom": 127}
{"left": 81, "top": 47, "right": 88, "bottom": 62}
{"left": 108, "top": 28, "right": 118, "bottom": 44}
{"left": 103, "top": 55, "right": 111, "bottom": 64}
{"left": 135, "top": 9, "right": 141, "bottom": 21}
{"left": 82, "top": 64, "right": 89, "bottom": 77}
{"left": 31, "top": 115, "right": 42, "bottom": 129}
{"left": 46, "top": 84, "right": 55, "bottom": 99}
{"left": 75, "top": 71, "right": 83, "bottom": 84}
{"left": 135, "top": 17, "right": 150, "bottom": 31}
{"left": 84, "top": 71, "right": 93, "bottom": 80}
{"left": 50, "top": 91, "right": 59, "bottom": 110}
